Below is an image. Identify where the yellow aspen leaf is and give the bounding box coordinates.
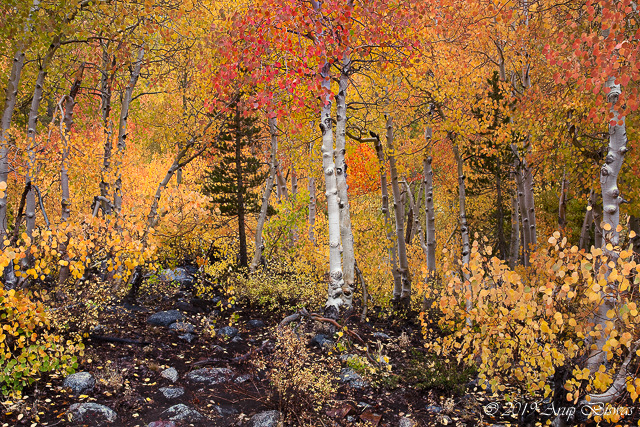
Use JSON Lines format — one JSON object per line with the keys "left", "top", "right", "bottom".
{"left": 603, "top": 223, "right": 612, "bottom": 231}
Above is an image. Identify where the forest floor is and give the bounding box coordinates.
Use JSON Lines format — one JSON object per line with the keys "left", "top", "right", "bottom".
{"left": 0, "top": 270, "right": 595, "bottom": 427}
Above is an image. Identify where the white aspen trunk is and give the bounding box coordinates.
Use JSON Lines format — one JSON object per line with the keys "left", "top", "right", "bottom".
{"left": 403, "top": 179, "right": 427, "bottom": 258}
{"left": 585, "top": 76, "right": 628, "bottom": 376}
{"left": 250, "top": 117, "right": 278, "bottom": 272}
{"left": 99, "top": 50, "right": 115, "bottom": 215}
{"left": 0, "top": 50, "right": 25, "bottom": 243}
{"left": 335, "top": 54, "right": 355, "bottom": 302}
{"left": 25, "top": 39, "right": 60, "bottom": 241}
{"left": 509, "top": 192, "right": 520, "bottom": 268}
{"left": 113, "top": 47, "right": 144, "bottom": 214}
{"left": 308, "top": 176, "right": 316, "bottom": 245}
{"left": 386, "top": 116, "right": 411, "bottom": 306}
{"left": 373, "top": 132, "right": 402, "bottom": 298}
{"left": 579, "top": 189, "right": 595, "bottom": 250}
{"left": 453, "top": 144, "right": 471, "bottom": 323}
{"left": 290, "top": 165, "right": 298, "bottom": 245}
{"left": 276, "top": 166, "right": 288, "bottom": 201}
{"left": 523, "top": 153, "right": 537, "bottom": 246}
{"left": 423, "top": 132, "right": 436, "bottom": 276}
{"left": 60, "top": 64, "right": 83, "bottom": 222}
{"left": 319, "top": 62, "right": 346, "bottom": 312}
{"left": 512, "top": 153, "right": 531, "bottom": 266}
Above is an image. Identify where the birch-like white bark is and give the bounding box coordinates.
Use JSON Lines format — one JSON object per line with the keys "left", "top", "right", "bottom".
{"left": 386, "top": 116, "right": 411, "bottom": 305}
{"left": 423, "top": 131, "right": 437, "bottom": 277}
{"left": 509, "top": 192, "right": 520, "bottom": 268}
{"left": 308, "top": 176, "right": 316, "bottom": 245}
{"left": 113, "top": 46, "right": 144, "bottom": 214}
{"left": 99, "top": 49, "right": 115, "bottom": 215}
{"left": 522, "top": 153, "right": 537, "bottom": 246}
{"left": 403, "top": 179, "right": 427, "bottom": 259}
{"left": 290, "top": 165, "right": 298, "bottom": 245}
{"left": 373, "top": 132, "right": 402, "bottom": 298}
{"left": 512, "top": 153, "right": 531, "bottom": 266}
{"left": 250, "top": 117, "right": 278, "bottom": 272}
{"left": 586, "top": 76, "right": 628, "bottom": 375}
{"left": 335, "top": 54, "right": 355, "bottom": 300}
{"left": 453, "top": 144, "right": 471, "bottom": 322}
{"left": 0, "top": 51, "right": 25, "bottom": 242}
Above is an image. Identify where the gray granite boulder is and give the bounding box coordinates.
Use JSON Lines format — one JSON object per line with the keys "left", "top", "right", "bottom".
{"left": 186, "top": 367, "right": 233, "bottom": 385}
{"left": 247, "top": 410, "right": 283, "bottom": 427}
{"left": 169, "top": 321, "right": 196, "bottom": 333}
{"left": 147, "top": 310, "right": 184, "bottom": 327}
{"left": 339, "top": 368, "right": 368, "bottom": 389}
{"left": 398, "top": 417, "right": 417, "bottom": 427}
{"left": 162, "top": 404, "right": 204, "bottom": 422}
{"left": 161, "top": 367, "right": 178, "bottom": 383}
{"left": 217, "top": 326, "right": 238, "bottom": 338}
{"left": 159, "top": 386, "right": 184, "bottom": 399}
{"left": 68, "top": 402, "right": 117, "bottom": 424}
{"left": 63, "top": 371, "right": 95, "bottom": 395}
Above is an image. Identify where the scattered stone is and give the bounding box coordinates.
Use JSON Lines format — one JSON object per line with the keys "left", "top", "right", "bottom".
{"left": 159, "top": 268, "right": 194, "bottom": 285}
{"left": 426, "top": 405, "right": 443, "bottom": 413}
{"left": 147, "top": 422, "right": 177, "bottom": 427}
{"left": 217, "top": 326, "right": 238, "bottom": 338}
{"left": 211, "top": 296, "right": 222, "bottom": 304}
{"left": 212, "top": 345, "right": 225, "bottom": 352}
{"left": 339, "top": 368, "right": 368, "bottom": 389}
{"left": 234, "top": 374, "right": 251, "bottom": 383}
{"left": 339, "top": 354, "right": 357, "bottom": 362}
{"left": 161, "top": 367, "right": 179, "bottom": 383}
{"left": 230, "top": 335, "right": 243, "bottom": 343}
{"left": 213, "top": 405, "right": 238, "bottom": 416}
{"left": 247, "top": 319, "right": 265, "bottom": 329}
{"left": 186, "top": 367, "right": 233, "bottom": 385}
{"left": 159, "top": 386, "right": 184, "bottom": 399}
{"left": 147, "top": 310, "right": 184, "bottom": 327}
{"left": 398, "top": 417, "right": 417, "bottom": 427}
{"left": 247, "top": 410, "right": 283, "bottom": 427}
{"left": 372, "top": 332, "right": 391, "bottom": 340}
{"left": 311, "top": 334, "right": 334, "bottom": 350}
{"left": 169, "top": 321, "right": 196, "bottom": 333}
{"left": 178, "top": 333, "right": 196, "bottom": 343}
{"left": 162, "top": 404, "right": 204, "bottom": 422}
{"left": 68, "top": 402, "right": 117, "bottom": 424}
{"left": 63, "top": 371, "right": 95, "bottom": 395}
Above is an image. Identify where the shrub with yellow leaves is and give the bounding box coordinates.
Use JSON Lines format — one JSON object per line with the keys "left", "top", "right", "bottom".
{"left": 0, "top": 289, "right": 83, "bottom": 396}
{"left": 422, "top": 229, "right": 640, "bottom": 418}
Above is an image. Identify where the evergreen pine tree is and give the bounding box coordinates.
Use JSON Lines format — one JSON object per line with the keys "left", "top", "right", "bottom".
{"left": 202, "top": 99, "right": 268, "bottom": 267}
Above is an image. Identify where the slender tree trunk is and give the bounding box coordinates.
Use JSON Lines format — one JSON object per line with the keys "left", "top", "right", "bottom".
{"left": 579, "top": 188, "right": 595, "bottom": 250}
{"left": 251, "top": 117, "right": 278, "bottom": 272}
{"left": 403, "top": 180, "right": 427, "bottom": 258}
{"left": 523, "top": 152, "right": 537, "bottom": 246}
{"left": 509, "top": 192, "right": 520, "bottom": 268}
{"left": 423, "top": 137, "right": 437, "bottom": 277}
{"left": 512, "top": 155, "right": 531, "bottom": 266}
{"left": 453, "top": 144, "right": 471, "bottom": 323}
{"left": 373, "top": 131, "right": 402, "bottom": 299}
{"left": 0, "top": 50, "right": 25, "bottom": 245}
{"left": 58, "top": 64, "right": 84, "bottom": 286}
{"left": 234, "top": 107, "right": 247, "bottom": 268}
{"left": 335, "top": 55, "right": 355, "bottom": 300}
{"left": 629, "top": 215, "right": 640, "bottom": 254}
{"left": 99, "top": 50, "right": 115, "bottom": 215}
{"left": 594, "top": 199, "right": 603, "bottom": 249}
{"left": 290, "top": 165, "right": 298, "bottom": 245}
{"left": 585, "top": 76, "right": 628, "bottom": 378}
{"left": 558, "top": 172, "right": 568, "bottom": 230}
{"left": 308, "top": 176, "right": 316, "bottom": 245}
{"left": 113, "top": 47, "right": 144, "bottom": 214}
{"left": 276, "top": 166, "right": 288, "bottom": 201}
{"left": 319, "top": 62, "right": 345, "bottom": 313}
{"left": 386, "top": 116, "right": 411, "bottom": 306}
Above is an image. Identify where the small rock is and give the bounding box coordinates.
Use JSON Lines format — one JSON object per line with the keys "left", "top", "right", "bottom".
{"left": 147, "top": 422, "right": 177, "bottom": 427}
{"left": 159, "top": 268, "right": 194, "bottom": 285}
{"left": 63, "top": 372, "right": 95, "bottom": 395}
{"left": 186, "top": 367, "right": 233, "bottom": 385}
{"left": 169, "top": 322, "right": 196, "bottom": 333}
{"left": 147, "top": 310, "right": 184, "bottom": 327}
{"left": 217, "top": 326, "right": 238, "bottom": 338}
{"left": 175, "top": 301, "right": 201, "bottom": 313}
{"left": 426, "top": 405, "right": 443, "bottom": 413}
{"left": 161, "top": 367, "right": 179, "bottom": 383}
{"left": 234, "top": 374, "right": 251, "bottom": 383}
{"left": 211, "top": 296, "right": 222, "bottom": 304}
{"left": 311, "top": 334, "right": 334, "bottom": 350}
{"left": 398, "top": 417, "right": 417, "bottom": 427}
{"left": 178, "top": 333, "right": 196, "bottom": 343}
{"left": 339, "top": 354, "right": 356, "bottom": 362}
{"left": 159, "top": 386, "right": 184, "bottom": 399}
{"left": 212, "top": 345, "right": 225, "bottom": 352}
{"left": 162, "top": 404, "right": 204, "bottom": 422}
{"left": 247, "top": 410, "right": 283, "bottom": 427}
{"left": 247, "top": 319, "right": 265, "bottom": 329}
{"left": 68, "top": 402, "right": 117, "bottom": 424}
{"left": 213, "top": 405, "right": 238, "bottom": 416}
{"left": 230, "top": 335, "right": 243, "bottom": 343}
{"left": 339, "top": 368, "right": 368, "bottom": 389}
{"left": 372, "top": 332, "right": 391, "bottom": 340}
